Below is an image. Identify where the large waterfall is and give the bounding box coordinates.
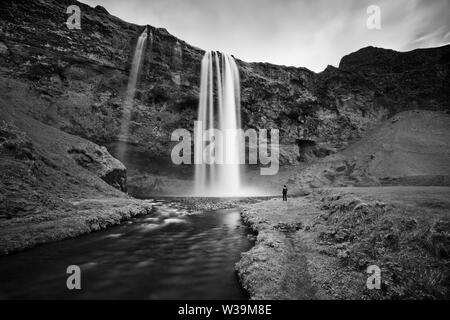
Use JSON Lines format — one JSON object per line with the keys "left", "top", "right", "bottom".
{"left": 194, "top": 51, "right": 242, "bottom": 196}
{"left": 117, "top": 27, "right": 149, "bottom": 160}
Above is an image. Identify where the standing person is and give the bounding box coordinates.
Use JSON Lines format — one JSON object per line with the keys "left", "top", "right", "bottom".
{"left": 282, "top": 185, "right": 288, "bottom": 201}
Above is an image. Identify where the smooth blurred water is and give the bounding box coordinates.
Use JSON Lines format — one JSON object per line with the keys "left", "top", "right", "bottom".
{"left": 116, "top": 27, "right": 149, "bottom": 160}
{"left": 0, "top": 204, "right": 254, "bottom": 299}
{"left": 195, "top": 51, "right": 242, "bottom": 196}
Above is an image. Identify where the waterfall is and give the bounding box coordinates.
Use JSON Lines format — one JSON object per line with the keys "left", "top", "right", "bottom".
{"left": 117, "top": 27, "right": 148, "bottom": 160}
{"left": 194, "top": 51, "right": 242, "bottom": 196}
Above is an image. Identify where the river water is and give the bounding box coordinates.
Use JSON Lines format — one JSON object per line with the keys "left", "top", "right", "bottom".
{"left": 0, "top": 203, "right": 254, "bottom": 299}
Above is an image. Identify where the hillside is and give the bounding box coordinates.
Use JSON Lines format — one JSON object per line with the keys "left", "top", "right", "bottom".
{"left": 294, "top": 110, "right": 450, "bottom": 189}
{"left": 0, "top": 100, "right": 152, "bottom": 254}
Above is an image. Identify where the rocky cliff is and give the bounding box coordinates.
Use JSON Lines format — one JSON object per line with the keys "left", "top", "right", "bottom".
{"left": 0, "top": 0, "right": 449, "bottom": 184}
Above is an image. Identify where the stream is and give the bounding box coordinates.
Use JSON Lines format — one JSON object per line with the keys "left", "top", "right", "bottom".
{"left": 0, "top": 203, "right": 254, "bottom": 299}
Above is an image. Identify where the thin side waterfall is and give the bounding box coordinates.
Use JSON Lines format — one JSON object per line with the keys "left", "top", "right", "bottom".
{"left": 117, "top": 27, "right": 149, "bottom": 160}
{"left": 194, "top": 51, "right": 241, "bottom": 196}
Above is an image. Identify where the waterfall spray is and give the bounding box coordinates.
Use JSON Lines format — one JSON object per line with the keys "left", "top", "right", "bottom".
{"left": 194, "top": 51, "right": 242, "bottom": 196}
{"left": 117, "top": 27, "right": 149, "bottom": 160}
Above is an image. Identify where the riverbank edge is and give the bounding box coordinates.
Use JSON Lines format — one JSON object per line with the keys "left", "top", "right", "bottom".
{"left": 0, "top": 198, "right": 153, "bottom": 255}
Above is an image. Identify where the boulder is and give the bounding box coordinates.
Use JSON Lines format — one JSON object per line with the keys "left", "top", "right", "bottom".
{"left": 68, "top": 143, "right": 127, "bottom": 192}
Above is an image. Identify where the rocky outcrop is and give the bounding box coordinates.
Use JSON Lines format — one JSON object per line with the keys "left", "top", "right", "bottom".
{"left": 68, "top": 143, "right": 126, "bottom": 192}
{"left": 0, "top": 0, "right": 449, "bottom": 176}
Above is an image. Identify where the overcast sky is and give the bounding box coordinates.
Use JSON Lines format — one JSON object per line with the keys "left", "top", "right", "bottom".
{"left": 80, "top": 0, "right": 450, "bottom": 72}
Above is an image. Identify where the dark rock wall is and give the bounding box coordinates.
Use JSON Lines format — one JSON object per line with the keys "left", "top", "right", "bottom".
{"left": 339, "top": 46, "right": 450, "bottom": 113}
{"left": 0, "top": 0, "right": 448, "bottom": 170}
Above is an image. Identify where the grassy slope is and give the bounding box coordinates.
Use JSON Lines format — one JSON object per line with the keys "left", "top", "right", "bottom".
{"left": 341, "top": 110, "right": 450, "bottom": 178}
{"left": 293, "top": 110, "right": 450, "bottom": 189}
{"left": 0, "top": 102, "right": 152, "bottom": 254}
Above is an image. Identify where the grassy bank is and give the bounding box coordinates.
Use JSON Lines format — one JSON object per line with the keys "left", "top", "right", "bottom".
{"left": 236, "top": 186, "right": 450, "bottom": 299}
{"left": 0, "top": 198, "right": 153, "bottom": 255}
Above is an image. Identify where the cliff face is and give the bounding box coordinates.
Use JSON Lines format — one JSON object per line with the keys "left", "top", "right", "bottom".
{"left": 339, "top": 46, "right": 450, "bottom": 113}
{"left": 0, "top": 0, "right": 449, "bottom": 174}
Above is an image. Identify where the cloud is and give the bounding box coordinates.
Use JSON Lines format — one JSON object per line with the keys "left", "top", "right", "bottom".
{"left": 403, "top": 0, "right": 450, "bottom": 49}
{"left": 80, "top": 0, "right": 450, "bottom": 72}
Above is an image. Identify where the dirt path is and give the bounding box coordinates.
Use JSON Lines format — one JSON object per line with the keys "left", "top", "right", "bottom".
{"left": 279, "top": 233, "right": 317, "bottom": 299}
